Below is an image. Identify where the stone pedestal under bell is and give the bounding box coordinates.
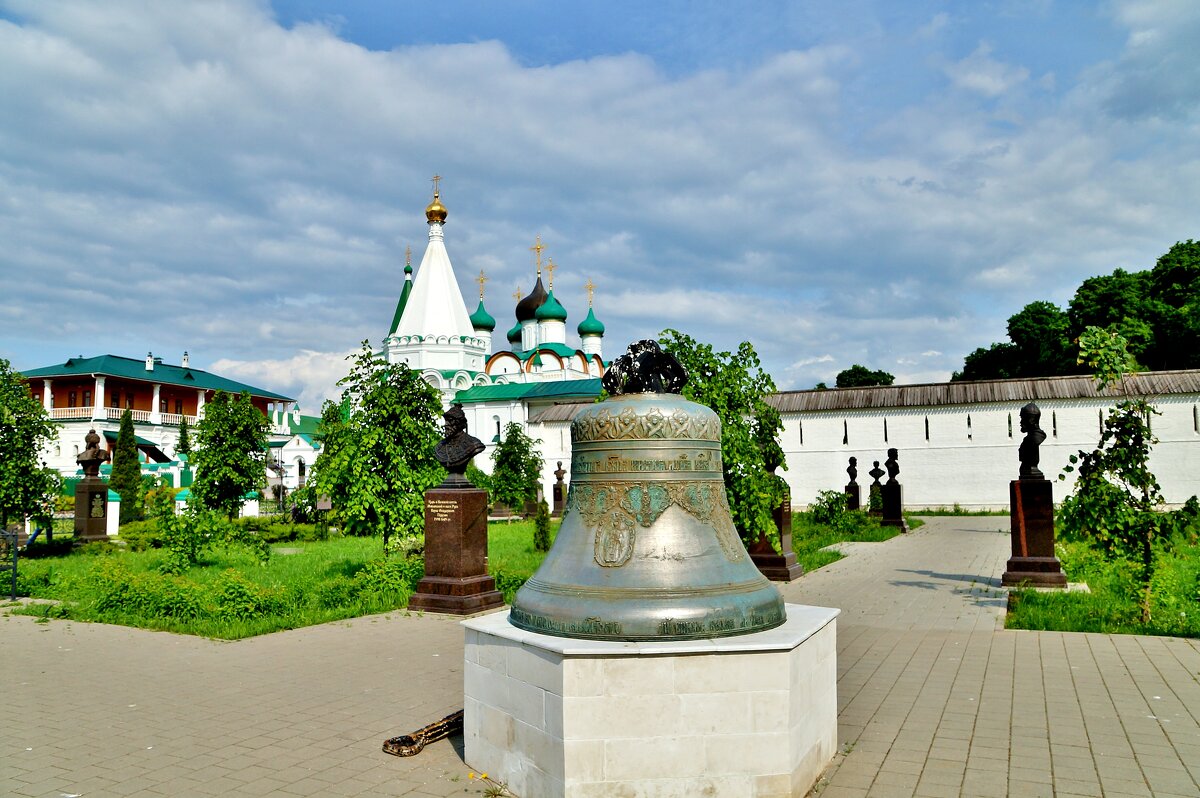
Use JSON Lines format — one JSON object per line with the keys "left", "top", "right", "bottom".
{"left": 1002, "top": 479, "right": 1066, "bottom": 587}
{"left": 408, "top": 488, "right": 504, "bottom": 615}
{"left": 463, "top": 604, "right": 839, "bottom": 798}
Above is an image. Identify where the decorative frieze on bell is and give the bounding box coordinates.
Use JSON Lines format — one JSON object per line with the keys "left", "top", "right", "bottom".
{"left": 509, "top": 341, "right": 786, "bottom": 641}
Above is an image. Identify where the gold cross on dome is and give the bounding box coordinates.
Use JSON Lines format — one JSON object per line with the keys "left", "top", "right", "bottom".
{"left": 546, "top": 258, "right": 557, "bottom": 289}
{"left": 585, "top": 278, "right": 595, "bottom": 306}
{"left": 476, "top": 270, "right": 488, "bottom": 300}
{"left": 513, "top": 285, "right": 523, "bottom": 302}
{"left": 530, "top": 235, "right": 545, "bottom": 275}
{"left": 430, "top": 174, "right": 441, "bottom": 197}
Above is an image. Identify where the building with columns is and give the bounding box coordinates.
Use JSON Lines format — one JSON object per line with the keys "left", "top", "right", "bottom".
{"left": 22, "top": 353, "right": 317, "bottom": 489}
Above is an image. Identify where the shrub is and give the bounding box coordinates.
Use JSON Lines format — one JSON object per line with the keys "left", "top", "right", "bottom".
{"left": 533, "top": 500, "right": 551, "bottom": 552}
{"left": 810, "top": 490, "right": 866, "bottom": 533}
{"left": 212, "top": 570, "right": 286, "bottom": 621}
{"left": 354, "top": 556, "right": 423, "bottom": 597}
{"left": 119, "top": 519, "right": 166, "bottom": 551}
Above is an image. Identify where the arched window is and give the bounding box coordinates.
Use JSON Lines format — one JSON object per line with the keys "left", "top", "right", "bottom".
{"left": 55, "top": 444, "right": 61, "bottom": 457}
{"left": 924, "top": 416, "right": 930, "bottom": 441}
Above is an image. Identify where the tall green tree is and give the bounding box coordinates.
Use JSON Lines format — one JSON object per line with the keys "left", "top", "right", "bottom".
{"left": 490, "top": 422, "right": 542, "bottom": 516}
{"left": 110, "top": 409, "right": 144, "bottom": 523}
{"left": 658, "top": 329, "right": 785, "bottom": 545}
{"left": 191, "top": 391, "right": 270, "bottom": 519}
{"left": 307, "top": 343, "right": 443, "bottom": 551}
{"left": 176, "top": 417, "right": 192, "bottom": 456}
{"left": 0, "top": 358, "right": 60, "bottom": 530}
{"left": 1057, "top": 326, "right": 1188, "bottom": 623}
{"left": 835, "top": 364, "right": 895, "bottom": 388}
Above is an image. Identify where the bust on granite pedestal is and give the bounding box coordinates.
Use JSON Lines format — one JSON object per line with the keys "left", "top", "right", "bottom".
{"left": 749, "top": 459, "right": 804, "bottom": 582}
{"left": 867, "top": 460, "right": 884, "bottom": 516}
{"left": 74, "top": 429, "right": 111, "bottom": 543}
{"left": 845, "top": 456, "right": 861, "bottom": 510}
{"left": 881, "top": 448, "right": 909, "bottom": 532}
{"left": 407, "top": 404, "right": 504, "bottom": 614}
{"left": 464, "top": 341, "right": 839, "bottom": 798}
{"left": 1002, "top": 403, "right": 1066, "bottom": 587}
{"left": 551, "top": 461, "right": 566, "bottom": 517}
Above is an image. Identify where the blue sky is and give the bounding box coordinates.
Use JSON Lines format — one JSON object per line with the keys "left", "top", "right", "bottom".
{"left": 1, "top": 0, "right": 1197, "bottom": 410}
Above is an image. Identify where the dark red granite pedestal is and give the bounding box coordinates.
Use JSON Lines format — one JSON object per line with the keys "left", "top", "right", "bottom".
{"left": 881, "top": 482, "right": 909, "bottom": 533}
{"left": 750, "top": 491, "right": 804, "bottom": 582}
{"left": 845, "top": 483, "right": 861, "bottom": 511}
{"left": 868, "top": 484, "right": 882, "bottom": 517}
{"left": 408, "top": 488, "right": 505, "bottom": 614}
{"left": 74, "top": 477, "right": 109, "bottom": 543}
{"left": 1002, "top": 478, "right": 1066, "bottom": 587}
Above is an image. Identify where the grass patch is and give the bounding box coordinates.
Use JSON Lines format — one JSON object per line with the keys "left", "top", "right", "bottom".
{"left": 910, "top": 505, "right": 1007, "bottom": 516}
{"left": 1005, "top": 539, "right": 1200, "bottom": 638}
{"left": 487, "top": 518, "right": 559, "bottom": 603}
{"left": 790, "top": 512, "right": 903, "bottom": 573}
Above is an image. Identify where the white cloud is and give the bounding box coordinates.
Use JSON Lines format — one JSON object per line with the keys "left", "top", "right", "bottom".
{"left": 943, "top": 43, "right": 1030, "bottom": 97}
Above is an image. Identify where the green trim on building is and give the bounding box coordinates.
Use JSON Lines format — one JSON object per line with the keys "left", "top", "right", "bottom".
{"left": 454, "top": 378, "right": 602, "bottom": 404}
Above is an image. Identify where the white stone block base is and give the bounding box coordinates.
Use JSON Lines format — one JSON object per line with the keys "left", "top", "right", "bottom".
{"left": 462, "top": 603, "right": 839, "bottom": 798}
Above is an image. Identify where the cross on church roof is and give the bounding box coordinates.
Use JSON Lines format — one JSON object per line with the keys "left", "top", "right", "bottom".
{"left": 405, "top": 245, "right": 411, "bottom": 266}
{"left": 530, "top": 235, "right": 545, "bottom": 275}
{"left": 513, "top": 285, "right": 523, "bottom": 302}
{"left": 431, "top": 174, "right": 441, "bottom": 196}
{"left": 476, "top": 270, "right": 488, "bottom": 300}
{"left": 546, "top": 258, "right": 556, "bottom": 289}
{"left": 585, "top": 278, "right": 596, "bottom": 306}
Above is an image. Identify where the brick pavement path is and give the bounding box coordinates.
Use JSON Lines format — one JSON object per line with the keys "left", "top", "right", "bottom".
{"left": 3, "top": 517, "right": 1199, "bottom": 797}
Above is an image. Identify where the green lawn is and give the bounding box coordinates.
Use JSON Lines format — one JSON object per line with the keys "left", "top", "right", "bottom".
{"left": 11, "top": 510, "right": 899, "bottom": 638}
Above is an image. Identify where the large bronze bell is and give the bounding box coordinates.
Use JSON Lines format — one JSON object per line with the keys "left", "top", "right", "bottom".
{"left": 510, "top": 341, "right": 786, "bottom": 641}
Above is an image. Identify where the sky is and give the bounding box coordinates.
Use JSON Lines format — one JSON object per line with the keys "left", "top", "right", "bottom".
{"left": 2, "top": 0, "right": 1198, "bottom": 412}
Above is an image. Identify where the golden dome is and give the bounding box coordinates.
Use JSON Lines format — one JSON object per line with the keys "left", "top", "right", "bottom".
{"left": 425, "top": 191, "right": 448, "bottom": 224}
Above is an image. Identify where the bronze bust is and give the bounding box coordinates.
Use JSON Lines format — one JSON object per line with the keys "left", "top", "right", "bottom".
{"left": 1018, "top": 402, "right": 1047, "bottom": 479}
{"left": 434, "top": 404, "right": 485, "bottom": 487}
{"left": 76, "top": 428, "right": 110, "bottom": 478}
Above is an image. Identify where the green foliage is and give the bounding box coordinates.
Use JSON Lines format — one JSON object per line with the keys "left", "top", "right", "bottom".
{"left": 308, "top": 343, "right": 444, "bottom": 550}
{"left": 835, "top": 364, "right": 895, "bottom": 388}
{"left": 658, "top": 329, "right": 785, "bottom": 544}
{"left": 490, "top": 423, "right": 542, "bottom": 513}
{"left": 533, "top": 499, "right": 551, "bottom": 552}
{"left": 176, "top": 417, "right": 191, "bottom": 455}
{"left": 0, "top": 358, "right": 61, "bottom": 529}
{"left": 191, "top": 391, "right": 269, "bottom": 519}
{"left": 110, "top": 409, "right": 144, "bottom": 524}
{"left": 790, "top": 508, "right": 895, "bottom": 572}
{"left": 810, "top": 490, "right": 856, "bottom": 533}
{"left": 465, "top": 462, "right": 491, "bottom": 493}
{"left": 1058, "top": 325, "right": 1197, "bottom": 623}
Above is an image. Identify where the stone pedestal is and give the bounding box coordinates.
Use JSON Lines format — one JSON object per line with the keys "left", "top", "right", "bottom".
{"left": 552, "top": 483, "right": 565, "bottom": 518}
{"left": 881, "top": 482, "right": 908, "bottom": 532}
{"left": 750, "top": 492, "right": 803, "bottom": 582}
{"left": 1002, "top": 479, "right": 1066, "bottom": 587}
{"left": 463, "top": 604, "right": 839, "bottom": 798}
{"left": 408, "top": 488, "right": 505, "bottom": 615}
{"left": 844, "top": 483, "right": 860, "bottom": 511}
{"left": 867, "top": 484, "right": 882, "bottom": 517}
{"left": 73, "top": 477, "right": 110, "bottom": 543}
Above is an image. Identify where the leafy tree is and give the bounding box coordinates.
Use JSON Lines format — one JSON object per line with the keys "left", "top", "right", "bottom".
{"left": 110, "top": 409, "right": 145, "bottom": 524}
{"left": 191, "top": 391, "right": 270, "bottom": 519}
{"left": 533, "top": 499, "right": 551, "bottom": 552}
{"left": 491, "top": 422, "right": 542, "bottom": 516}
{"left": 176, "top": 417, "right": 192, "bottom": 456}
{"left": 954, "top": 342, "right": 1019, "bottom": 382}
{"left": 658, "top": 329, "right": 785, "bottom": 545}
{"left": 307, "top": 343, "right": 443, "bottom": 551}
{"left": 1057, "top": 326, "right": 1192, "bottom": 623}
{"left": 835, "top": 364, "right": 895, "bottom": 388}
{"left": 0, "top": 358, "right": 60, "bottom": 530}
{"left": 1006, "top": 300, "right": 1076, "bottom": 377}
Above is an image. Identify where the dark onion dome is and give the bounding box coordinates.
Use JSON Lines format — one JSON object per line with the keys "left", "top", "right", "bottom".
{"left": 515, "top": 276, "right": 548, "bottom": 322}
{"left": 470, "top": 300, "right": 496, "bottom": 331}
{"left": 425, "top": 192, "right": 447, "bottom": 224}
{"left": 534, "top": 289, "right": 567, "bottom": 322}
{"left": 507, "top": 321, "right": 522, "bottom": 343}
{"left": 577, "top": 306, "right": 605, "bottom": 337}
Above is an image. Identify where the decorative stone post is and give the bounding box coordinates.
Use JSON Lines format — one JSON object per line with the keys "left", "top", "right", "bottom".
{"left": 1002, "top": 403, "right": 1066, "bottom": 587}
{"left": 880, "top": 448, "right": 909, "bottom": 532}
{"left": 845, "top": 456, "right": 861, "bottom": 510}
{"left": 74, "top": 429, "right": 111, "bottom": 543}
{"left": 551, "top": 461, "right": 566, "bottom": 517}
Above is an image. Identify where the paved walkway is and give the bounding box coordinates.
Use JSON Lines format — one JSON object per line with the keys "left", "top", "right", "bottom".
{"left": 3, "top": 517, "right": 1199, "bottom": 797}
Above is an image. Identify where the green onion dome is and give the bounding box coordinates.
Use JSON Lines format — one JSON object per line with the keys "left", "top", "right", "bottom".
{"left": 470, "top": 300, "right": 496, "bottom": 331}
{"left": 507, "top": 321, "right": 522, "bottom": 344}
{"left": 534, "top": 289, "right": 568, "bottom": 321}
{"left": 515, "top": 276, "right": 548, "bottom": 322}
{"left": 577, "top": 306, "right": 605, "bottom": 336}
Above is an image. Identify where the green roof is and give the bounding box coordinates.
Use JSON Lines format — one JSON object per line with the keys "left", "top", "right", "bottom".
{"left": 470, "top": 300, "right": 496, "bottom": 331}
{"left": 282, "top": 413, "right": 322, "bottom": 437}
{"left": 455, "top": 378, "right": 602, "bottom": 404}
{"left": 23, "top": 354, "right": 292, "bottom": 401}
{"left": 509, "top": 342, "right": 587, "bottom": 360}
{"left": 534, "top": 290, "right": 567, "bottom": 321}
{"left": 388, "top": 266, "right": 414, "bottom": 335}
{"left": 578, "top": 306, "right": 605, "bottom": 336}
{"left": 507, "top": 322, "right": 522, "bottom": 343}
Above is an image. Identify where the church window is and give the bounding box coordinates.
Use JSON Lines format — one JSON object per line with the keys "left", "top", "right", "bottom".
{"left": 494, "top": 416, "right": 501, "bottom": 440}
{"left": 967, "top": 414, "right": 972, "bottom": 441}
{"left": 73, "top": 445, "right": 79, "bottom": 457}
{"left": 55, "top": 444, "right": 61, "bottom": 457}
{"left": 160, "top": 399, "right": 168, "bottom": 413}
{"left": 924, "top": 416, "right": 930, "bottom": 441}
{"left": 68, "top": 391, "right": 77, "bottom": 408}
{"left": 111, "top": 391, "right": 120, "bottom": 408}
{"left": 1007, "top": 413, "right": 1012, "bottom": 438}
{"left": 83, "top": 390, "right": 91, "bottom": 407}
{"left": 842, "top": 420, "right": 848, "bottom": 446}
{"left": 1051, "top": 411, "right": 1058, "bottom": 438}
{"left": 126, "top": 394, "right": 135, "bottom": 409}
{"left": 176, "top": 399, "right": 184, "bottom": 415}
{"left": 883, "top": 418, "right": 888, "bottom": 443}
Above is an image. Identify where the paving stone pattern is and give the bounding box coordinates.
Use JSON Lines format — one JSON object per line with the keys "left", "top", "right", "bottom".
{"left": 2, "top": 517, "right": 1198, "bottom": 797}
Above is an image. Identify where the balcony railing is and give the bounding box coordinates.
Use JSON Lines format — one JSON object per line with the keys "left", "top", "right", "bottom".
{"left": 48, "top": 407, "right": 93, "bottom": 420}
{"left": 160, "top": 412, "right": 198, "bottom": 426}
{"left": 49, "top": 407, "right": 193, "bottom": 425}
